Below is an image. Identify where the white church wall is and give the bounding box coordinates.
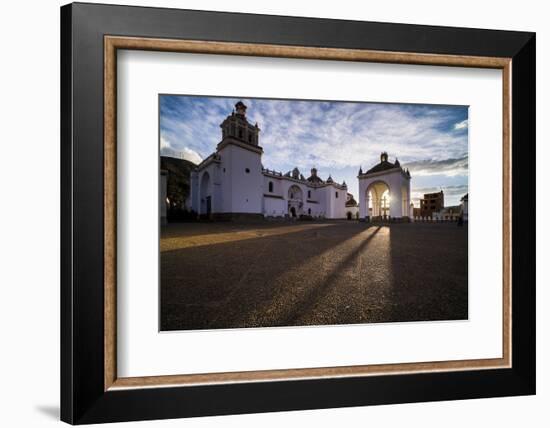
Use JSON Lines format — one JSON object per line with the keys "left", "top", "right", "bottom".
{"left": 304, "top": 201, "right": 321, "bottom": 217}
{"left": 323, "top": 185, "right": 347, "bottom": 219}
{"left": 220, "top": 144, "right": 263, "bottom": 214}
{"left": 212, "top": 163, "right": 224, "bottom": 213}
{"left": 264, "top": 196, "right": 286, "bottom": 216}
{"left": 191, "top": 160, "right": 224, "bottom": 215}
{"left": 336, "top": 188, "right": 348, "bottom": 218}
{"left": 218, "top": 152, "right": 232, "bottom": 213}
{"left": 359, "top": 189, "right": 367, "bottom": 219}
{"left": 262, "top": 175, "right": 286, "bottom": 216}
{"left": 389, "top": 177, "right": 403, "bottom": 218}
{"left": 197, "top": 170, "right": 209, "bottom": 215}
{"left": 321, "top": 190, "right": 329, "bottom": 217}
{"left": 263, "top": 175, "right": 284, "bottom": 198}
{"left": 305, "top": 187, "right": 323, "bottom": 217}
{"left": 326, "top": 187, "right": 334, "bottom": 218}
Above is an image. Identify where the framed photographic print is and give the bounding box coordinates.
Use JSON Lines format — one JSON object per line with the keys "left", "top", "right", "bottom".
{"left": 60, "top": 2, "right": 535, "bottom": 424}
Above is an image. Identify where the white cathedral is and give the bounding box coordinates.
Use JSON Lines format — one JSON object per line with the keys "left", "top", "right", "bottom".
{"left": 189, "top": 101, "right": 412, "bottom": 221}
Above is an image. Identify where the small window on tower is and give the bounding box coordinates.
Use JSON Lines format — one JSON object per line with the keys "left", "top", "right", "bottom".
{"left": 269, "top": 182, "right": 273, "bottom": 192}
{"left": 245, "top": 168, "right": 250, "bottom": 174}
{"left": 308, "top": 190, "right": 311, "bottom": 198}
{"left": 335, "top": 192, "right": 339, "bottom": 198}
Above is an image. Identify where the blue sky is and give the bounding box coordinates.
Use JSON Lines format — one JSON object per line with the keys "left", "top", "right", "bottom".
{"left": 160, "top": 95, "right": 469, "bottom": 206}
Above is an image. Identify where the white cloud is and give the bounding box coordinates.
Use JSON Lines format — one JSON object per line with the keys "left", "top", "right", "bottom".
{"left": 160, "top": 136, "right": 203, "bottom": 165}
{"left": 180, "top": 147, "right": 203, "bottom": 165}
{"left": 403, "top": 156, "right": 468, "bottom": 177}
{"left": 251, "top": 102, "right": 468, "bottom": 174}
{"left": 160, "top": 136, "right": 172, "bottom": 150}
{"left": 454, "top": 119, "right": 468, "bottom": 130}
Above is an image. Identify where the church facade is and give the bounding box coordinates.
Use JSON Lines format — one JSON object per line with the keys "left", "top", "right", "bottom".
{"left": 188, "top": 101, "right": 412, "bottom": 221}
{"left": 358, "top": 152, "right": 412, "bottom": 220}
{"left": 189, "top": 101, "right": 350, "bottom": 219}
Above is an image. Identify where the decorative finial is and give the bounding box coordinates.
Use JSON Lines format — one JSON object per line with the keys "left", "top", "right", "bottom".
{"left": 235, "top": 101, "right": 247, "bottom": 116}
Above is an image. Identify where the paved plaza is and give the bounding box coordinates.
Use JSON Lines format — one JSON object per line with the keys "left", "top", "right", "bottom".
{"left": 160, "top": 221, "right": 468, "bottom": 331}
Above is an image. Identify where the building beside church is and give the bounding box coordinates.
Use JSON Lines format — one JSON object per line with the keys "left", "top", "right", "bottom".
{"left": 432, "top": 193, "right": 468, "bottom": 222}
{"left": 411, "top": 191, "right": 469, "bottom": 222}
{"left": 345, "top": 193, "right": 360, "bottom": 220}
{"left": 432, "top": 205, "right": 462, "bottom": 221}
{"left": 420, "top": 191, "right": 445, "bottom": 218}
{"left": 189, "top": 101, "right": 351, "bottom": 219}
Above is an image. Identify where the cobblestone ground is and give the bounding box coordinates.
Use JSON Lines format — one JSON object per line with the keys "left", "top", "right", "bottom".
{"left": 160, "top": 221, "right": 468, "bottom": 331}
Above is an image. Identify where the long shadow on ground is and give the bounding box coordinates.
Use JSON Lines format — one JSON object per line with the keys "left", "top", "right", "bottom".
{"left": 160, "top": 222, "right": 468, "bottom": 331}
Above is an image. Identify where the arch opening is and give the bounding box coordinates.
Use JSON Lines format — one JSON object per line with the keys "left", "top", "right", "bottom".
{"left": 288, "top": 185, "right": 303, "bottom": 201}
{"left": 366, "top": 181, "right": 391, "bottom": 221}
{"left": 200, "top": 172, "right": 212, "bottom": 217}
{"left": 287, "top": 185, "right": 303, "bottom": 217}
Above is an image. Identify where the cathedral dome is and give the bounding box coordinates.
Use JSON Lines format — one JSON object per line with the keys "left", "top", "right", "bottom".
{"left": 307, "top": 167, "right": 323, "bottom": 183}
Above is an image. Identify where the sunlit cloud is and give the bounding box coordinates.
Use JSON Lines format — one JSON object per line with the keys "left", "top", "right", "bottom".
{"left": 160, "top": 136, "right": 203, "bottom": 164}
{"left": 454, "top": 119, "right": 468, "bottom": 130}
{"left": 403, "top": 156, "right": 468, "bottom": 177}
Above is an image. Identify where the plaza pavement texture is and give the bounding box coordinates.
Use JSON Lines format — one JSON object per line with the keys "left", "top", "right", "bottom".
{"left": 160, "top": 221, "right": 468, "bottom": 331}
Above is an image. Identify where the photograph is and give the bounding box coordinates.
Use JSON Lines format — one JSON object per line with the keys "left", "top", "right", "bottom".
{"left": 159, "top": 95, "right": 469, "bottom": 331}
{"left": 53, "top": 1, "right": 536, "bottom": 425}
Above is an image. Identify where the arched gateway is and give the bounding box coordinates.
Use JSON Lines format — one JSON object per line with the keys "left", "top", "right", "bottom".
{"left": 287, "top": 184, "right": 303, "bottom": 217}
{"left": 200, "top": 171, "right": 212, "bottom": 217}
{"left": 358, "top": 152, "right": 411, "bottom": 221}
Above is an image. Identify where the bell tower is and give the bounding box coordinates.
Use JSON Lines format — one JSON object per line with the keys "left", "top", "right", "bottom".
{"left": 220, "top": 101, "right": 260, "bottom": 146}
{"left": 216, "top": 101, "right": 264, "bottom": 216}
